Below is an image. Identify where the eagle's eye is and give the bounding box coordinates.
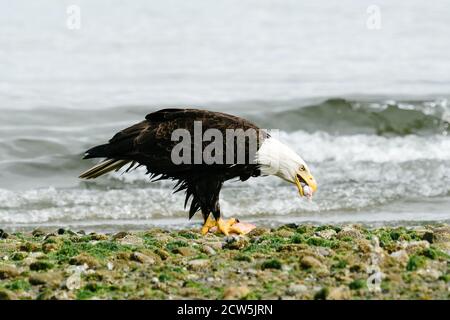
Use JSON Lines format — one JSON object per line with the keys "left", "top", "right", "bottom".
{"left": 300, "top": 165, "right": 306, "bottom": 171}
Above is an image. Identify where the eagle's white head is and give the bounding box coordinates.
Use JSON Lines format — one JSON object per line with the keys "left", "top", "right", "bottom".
{"left": 255, "top": 137, "right": 317, "bottom": 199}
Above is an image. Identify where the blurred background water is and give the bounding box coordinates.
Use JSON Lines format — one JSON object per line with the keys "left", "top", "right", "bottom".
{"left": 1, "top": 0, "right": 449, "bottom": 231}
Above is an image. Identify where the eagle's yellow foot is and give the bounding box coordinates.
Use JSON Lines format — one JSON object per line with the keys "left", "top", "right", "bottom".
{"left": 201, "top": 215, "right": 217, "bottom": 235}
{"left": 201, "top": 215, "right": 256, "bottom": 236}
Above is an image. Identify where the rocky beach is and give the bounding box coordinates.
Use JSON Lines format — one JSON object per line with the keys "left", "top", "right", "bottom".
{"left": 0, "top": 224, "right": 449, "bottom": 300}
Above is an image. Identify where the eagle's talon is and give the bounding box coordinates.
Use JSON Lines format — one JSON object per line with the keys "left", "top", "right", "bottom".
{"left": 201, "top": 216, "right": 255, "bottom": 236}
{"left": 201, "top": 216, "right": 240, "bottom": 236}
{"left": 201, "top": 215, "right": 217, "bottom": 235}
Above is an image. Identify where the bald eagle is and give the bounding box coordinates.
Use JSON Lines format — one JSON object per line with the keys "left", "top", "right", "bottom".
{"left": 79, "top": 109, "right": 317, "bottom": 235}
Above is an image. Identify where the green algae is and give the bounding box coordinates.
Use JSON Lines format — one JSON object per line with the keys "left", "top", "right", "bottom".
{"left": 0, "top": 223, "right": 448, "bottom": 300}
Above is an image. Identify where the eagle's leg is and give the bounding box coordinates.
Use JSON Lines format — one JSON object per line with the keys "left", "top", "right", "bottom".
{"left": 201, "top": 214, "right": 217, "bottom": 235}
{"left": 200, "top": 214, "right": 253, "bottom": 236}
{"left": 195, "top": 179, "right": 252, "bottom": 236}
{"left": 200, "top": 213, "right": 237, "bottom": 236}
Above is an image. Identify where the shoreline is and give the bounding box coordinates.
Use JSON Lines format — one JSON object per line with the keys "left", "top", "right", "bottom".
{"left": 0, "top": 224, "right": 449, "bottom": 300}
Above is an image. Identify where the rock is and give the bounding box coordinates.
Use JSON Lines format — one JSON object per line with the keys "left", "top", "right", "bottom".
{"left": 187, "top": 259, "right": 210, "bottom": 270}
{"left": 116, "top": 252, "right": 131, "bottom": 261}
{"left": 390, "top": 250, "right": 409, "bottom": 265}
{"left": 316, "top": 229, "right": 337, "bottom": 240}
{"left": 44, "top": 233, "right": 57, "bottom": 240}
{"left": 29, "top": 272, "right": 63, "bottom": 287}
{"left": 32, "top": 228, "right": 45, "bottom": 237}
{"left": 286, "top": 283, "right": 308, "bottom": 296}
{"left": 29, "top": 260, "right": 53, "bottom": 271}
{"left": 300, "top": 256, "right": 324, "bottom": 269}
{"left": 0, "top": 229, "right": 8, "bottom": 239}
{"left": 261, "top": 259, "right": 282, "bottom": 270}
{"left": 355, "top": 239, "right": 372, "bottom": 254}
{"left": 117, "top": 235, "right": 144, "bottom": 246}
{"left": 131, "top": 252, "right": 155, "bottom": 264}
{"left": 405, "top": 241, "right": 430, "bottom": 254}
{"left": 155, "top": 248, "right": 170, "bottom": 260}
{"left": 223, "top": 236, "right": 248, "bottom": 250}
{"left": 327, "top": 286, "right": 351, "bottom": 300}
{"left": 223, "top": 286, "right": 250, "bottom": 300}
{"left": 174, "top": 247, "right": 197, "bottom": 256}
{"left": 42, "top": 243, "right": 58, "bottom": 253}
{"left": 316, "top": 247, "right": 333, "bottom": 257}
{"left": 337, "top": 227, "right": 363, "bottom": 240}
{"left": 112, "top": 231, "right": 129, "bottom": 240}
{"left": 19, "top": 242, "right": 39, "bottom": 252}
{"left": 23, "top": 252, "right": 45, "bottom": 266}
{"left": 0, "top": 289, "right": 16, "bottom": 300}
{"left": 276, "top": 229, "right": 295, "bottom": 238}
{"left": 201, "top": 245, "right": 216, "bottom": 255}
{"left": 0, "top": 265, "right": 19, "bottom": 279}
{"left": 314, "top": 287, "right": 329, "bottom": 300}
{"left": 11, "top": 252, "right": 27, "bottom": 261}
{"left": 90, "top": 233, "right": 109, "bottom": 241}
{"left": 57, "top": 228, "right": 66, "bottom": 235}
{"left": 52, "top": 290, "right": 75, "bottom": 300}
{"left": 66, "top": 272, "right": 82, "bottom": 290}
{"left": 433, "top": 227, "right": 450, "bottom": 243}
{"left": 208, "top": 242, "right": 223, "bottom": 250}
{"left": 69, "top": 254, "right": 100, "bottom": 269}
{"left": 417, "top": 268, "right": 441, "bottom": 281}
{"left": 248, "top": 227, "right": 270, "bottom": 237}
{"left": 422, "top": 232, "right": 434, "bottom": 243}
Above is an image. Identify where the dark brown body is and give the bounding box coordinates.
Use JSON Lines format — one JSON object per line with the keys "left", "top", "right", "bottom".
{"left": 80, "top": 108, "right": 267, "bottom": 221}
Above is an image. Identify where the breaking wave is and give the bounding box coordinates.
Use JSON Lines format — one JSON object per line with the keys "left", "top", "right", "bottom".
{"left": 252, "top": 98, "right": 449, "bottom": 135}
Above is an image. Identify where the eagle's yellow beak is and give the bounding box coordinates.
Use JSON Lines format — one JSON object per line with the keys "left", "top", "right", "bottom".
{"left": 295, "top": 169, "right": 317, "bottom": 198}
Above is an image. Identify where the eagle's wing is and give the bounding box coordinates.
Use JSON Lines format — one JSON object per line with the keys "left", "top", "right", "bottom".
{"left": 80, "top": 108, "right": 264, "bottom": 180}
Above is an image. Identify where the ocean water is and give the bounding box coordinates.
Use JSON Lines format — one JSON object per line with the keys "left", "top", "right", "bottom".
{"left": 1, "top": 0, "right": 450, "bottom": 231}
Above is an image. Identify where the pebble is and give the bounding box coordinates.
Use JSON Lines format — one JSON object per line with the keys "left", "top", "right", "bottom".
{"left": 0, "top": 229, "right": 8, "bottom": 239}
{"left": 29, "top": 272, "right": 63, "bottom": 287}
{"left": 66, "top": 272, "right": 82, "bottom": 290}
{"left": 69, "top": 254, "right": 100, "bottom": 269}
{"left": 417, "top": 268, "right": 441, "bottom": 281}
{"left": 390, "top": 249, "right": 409, "bottom": 264}
{"left": 117, "top": 235, "right": 144, "bottom": 246}
{"left": 29, "top": 260, "right": 53, "bottom": 271}
{"left": 201, "top": 245, "right": 216, "bottom": 255}
{"left": 223, "top": 236, "right": 248, "bottom": 250}
{"left": 131, "top": 252, "right": 155, "bottom": 265}
{"left": 89, "top": 233, "right": 109, "bottom": 241}
{"left": 31, "top": 228, "right": 45, "bottom": 237}
{"left": 432, "top": 227, "right": 450, "bottom": 243}
{"left": 286, "top": 284, "right": 308, "bottom": 296}
{"left": 0, "top": 289, "right": 16, "bottom": 300}
{"left": 0, "top": 265, "right": 19, "bottom": 279}
{"left": 187, "top": 259, "right": 210, "bottom": 270}
{"left": 327, "top": 286, "right": 351, "bottom": 300}
{"left": 112, "top": 231, "right": 129, "bottom": 240}
{"left": 223, "top": 286, "right": 250, "bottom": 300}
{"left": 300, "top": 256, "right": 324, "bottom": 269}
{"left": 404, "top": 241, "right": 430, "bottom": 254}
{"left": 316, "top": 229, "right": 337, "bottom": 240}
{"left": 276, "top": 229, "right": 295, "bottom": 238}
{"left": 337, "top": 227, "right": 363, "bottom": 240}
{"left": 174, "top": 247, "right": 197, "bottom": 256}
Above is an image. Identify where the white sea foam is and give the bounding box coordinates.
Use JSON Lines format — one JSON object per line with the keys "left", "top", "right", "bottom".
{"left": 280, "top": 131, "right": 450, "bottom": 163}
